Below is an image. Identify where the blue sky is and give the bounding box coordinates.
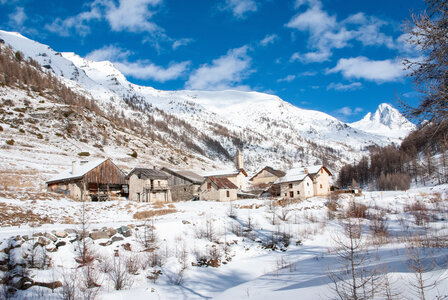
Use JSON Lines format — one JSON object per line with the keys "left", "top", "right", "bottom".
{"left": 0, "top": 0, "right": 425, "bottom": 122}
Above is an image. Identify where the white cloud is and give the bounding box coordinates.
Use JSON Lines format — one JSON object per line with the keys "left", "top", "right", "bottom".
{"left": 45, "top": 1, "right": 102, "bottom": 36}
{"left": 172, "top": 38, "right": 194, "bottom": 49}
{"left": 86, "top": 44, "right": 189, "bottom": 82}
{"left": 286, "top": 4, "right": 336, "bottom": 35}
{"left": 277, "top": 75, "right": 296, "bottom": 82}
{"left": 186, "top": 46, "right": 253, "bottom": 90}
{"left": 286, "top": 0, "right": 399, "bottom": 63}
{"left": 260, "top": 34, "right": 278, "bottom": 46}
{"left": 115, "top": 60, "right": 190, "bottom": 82}
{"left": 327, "top": 56, "right": 404, "bottom": 82}
{"left": 86, "top": 45, "right": 132, "bottom": 61}
{"left": 335, "top": 106, "right": 364, "bottom": 116}
{"left": 300, "top": 71, "right": 317, "bottom": 76}
{"left": 9, "top": 7, "right": 27, "bottom": 26}
{"left": 327, "top": 82, "right": 362, "bottom": 91}
{"left": 104, "top": 0, "right": 162, "bottom": 33}
{"left": 220, "top": 0, "right": 257, "bottom": 19}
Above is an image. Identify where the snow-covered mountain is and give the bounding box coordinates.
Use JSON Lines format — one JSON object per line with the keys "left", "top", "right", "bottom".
{"left": 0, "top": 30, "right": 415, "bottom": 173}
{"left": 350, "top": 103, "right": 416, "bottom": 140}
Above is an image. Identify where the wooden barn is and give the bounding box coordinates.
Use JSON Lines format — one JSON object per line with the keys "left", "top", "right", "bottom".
{"left": 46, "top": 158, "right": 128, "bottom": 201}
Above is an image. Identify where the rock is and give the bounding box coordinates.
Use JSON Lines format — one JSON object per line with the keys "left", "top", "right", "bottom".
{"left": 44, "top": 233, "right": 58, "bottom": 243}
{"left": 22, "top": 235, "right": 29, "bottom": 241}
{"left": 55, "top": 231, "right": 68, "bottom": 238}
{"left": 33, "top": 281, "right": 63, "bottom": 290}
{"left": 69, "top": 234, "right": 78, "bottom": 243}
{"left": 182, "top": 220, "right": 191, "bottom": 224}
{"left": 122, "top": 230, "right": 132, "bottom": 238}
{"left": 99, "top": 240, "right": 112, "bottom": 246}
{"left": 45, "top": 244, "right": 57, "bottom": 252}
{"left": 117, "top": 226, "right": 129, "bottom": 234}
{"left": 33, "top": 232, "right": 43, "bottom": 237}
{"left": 55, "top": 241, "right": 66, "bottom": 248}
{"left": 90, "top": 231, "right": 109, "bottom": 240}
{"left": 106, "top": 228, "right": 117, "bottom": 237}
{"left": 12, "top": 276, "right": 33, "bottom": 290}
{"left": 122, "top": 243, "right": 132, "bottom": 251}
{"left": 111, "top": 236, "right": 124, "bottom": 243}
{"left": 65, "top": 229, "right": 77, "bottom": 234}
{"left": 36, "top": 236, "right": 51, "bottom": 246}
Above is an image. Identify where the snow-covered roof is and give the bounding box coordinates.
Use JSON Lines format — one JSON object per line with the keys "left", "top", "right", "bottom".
{"left": 274, "top": 165, "right": 325, "bottom": 184}
{"left": 162, "top": 167, "right": 204, "bottom": 184}
{"left": 208, "top": 177, "right": 238, "bottom": 189}
{"left": 46, "top": 158, "right": 108, "bottom": 183}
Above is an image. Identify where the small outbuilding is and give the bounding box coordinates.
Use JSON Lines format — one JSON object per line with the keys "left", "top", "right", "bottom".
{"left": 250, "top": 166, "right": 286, "bottom": 187}
{"left": 199, "top": 176, "right": 238, "bottom": 201}
{"left": 46, "top": 158, "right": 127, "bottom": 201}
{"left": 161, "top": 167, "right": 204, "bottom": 201}
{"left": 127, "top": 168, "right": 172, "bottom": 203}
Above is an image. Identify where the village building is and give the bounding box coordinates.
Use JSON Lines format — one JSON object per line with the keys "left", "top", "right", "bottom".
{"left": 249, "top": 166, "right": 286, "bottom": 186}
{"left": 306, "top": 165, "right": 332, "bottom": 196}
{"left": 199, "top": 176, "right": 238, "bottom": 201}
{"left": 161, "top": 167, "right": 204, "bottom": 201}
{"left": 274, "top": 165, "right": 332, "bottom": 199}
{"left": 46, "top": 158, "right": 127, "bottom": 201}
{"left": 127, "top": 168, "right": 172, "bottom": 203}
{"left": 201, "top": 149, "right": 248, "bottom": 190}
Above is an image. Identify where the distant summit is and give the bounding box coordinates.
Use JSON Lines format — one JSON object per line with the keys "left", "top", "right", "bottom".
{"left": 350, "top": 103, "right": 416, "bottom": 140}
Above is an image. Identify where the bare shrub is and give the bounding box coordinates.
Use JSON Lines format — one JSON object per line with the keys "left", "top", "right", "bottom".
{"left": 278, "top": 207, "right": 291, "bottom": 222}
{"left": 107, "top": 254, "right": 133, "bottom": 291}
{"left": 369, "top": 207, "right": 389, "bottom": 243}
{"left": 195, "top": 217, "right": 217, "bottom": 242}
{"left": 346, "top": 201, "right": 368, "bottom": 219}
{"left": 125, "top": 253, "right": 143, "bottom": 275}
{"left": 404, "top": 200, "right": 430, "bottom": 226}
{"left": 227, "top": 203, "right": 237, "bottom": 219}
{"left": 136, "top": 219, "right": 158, "bottom": 249}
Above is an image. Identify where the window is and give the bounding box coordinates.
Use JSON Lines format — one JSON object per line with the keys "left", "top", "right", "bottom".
{"left": 184, "top": 188, "right": 187, "bottom": 192}
{"left": 289, "top": 191, "right": 294, "bottom": 197}
{"left": 158, "top": 181, "right": 161, "bottom": 186}
{"left": 284, "top": 193, "right": 287, "bottom": 196}
{"left": 321, "top": 169, "right": 323, "bottom": 174}
{"left": 307, "top": 182, "right": 309, "bottom": 186}
{"left": 289, "top": 183, "right": 293, "bottom": 189}
{"left": 297, "top": 191, "right": 300, "bottom": 195}
{"left": 226, "top": 191, "right": 230, "bottom": 197}
{"left": 320, "top": 184, "right": 322, "bottom": 189}
{"left": 207, "top": 183, "right": 212, "bottom": 190}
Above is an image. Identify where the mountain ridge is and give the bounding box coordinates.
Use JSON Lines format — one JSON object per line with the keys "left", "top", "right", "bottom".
{"left": 0, "top": 29, "right": 415, "bottom": 174}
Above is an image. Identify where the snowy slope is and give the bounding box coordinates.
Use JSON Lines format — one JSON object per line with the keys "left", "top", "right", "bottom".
{"left": 0, "top": 30, "right": 413, "bottom": 173}
{"left": 350, "top": 103, "right": 416, "bottom": 140}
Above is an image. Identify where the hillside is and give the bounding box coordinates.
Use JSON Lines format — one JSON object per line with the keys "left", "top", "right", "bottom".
{"left": 0, "top": 30, "right": 415, "bottom": 184}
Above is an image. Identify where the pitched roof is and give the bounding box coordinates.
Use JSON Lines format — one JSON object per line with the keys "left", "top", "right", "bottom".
{"left": 202, "top": 168, "right": 247, "bottom": 177}
{"left": 127, "top": 168, "right": 168, "bottom": 180}
{"left": 250, "top": 166, "right": 286, "bottom": 181}
{"left": 161, "top": 167, "right": 204, "bottom": 184}
{"left": 46, "top": 158, "right": 108, "bottom": 183}
{"left": 274, "top": 165, "right": 331, "bottom": 184}
{"left": 208, "top": 177, "right": 238, "bottom": 189}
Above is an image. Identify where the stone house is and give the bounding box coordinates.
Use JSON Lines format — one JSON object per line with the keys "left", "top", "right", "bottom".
{"left": 306, "top": 165, "right": 332, "bottom": 196}
{"left": 201, "top": 169, "right": 247, "bottom": 190}
{"left": 127, "top": 168, "right": 172, "bottom": 203}
{"left": 274, "top": 165, "right": 332, "bottom": 199}
{"left": 46, "top": 158, "right": 128, "bottom": 201}
{"left": 250, "top": 166, "right": 286, "bottom": 187}
{"left": 199, "top": 176, "right": 238, "bottom": 201}
{"left": 161, "top": 167, "right": 204, "bottom": 201}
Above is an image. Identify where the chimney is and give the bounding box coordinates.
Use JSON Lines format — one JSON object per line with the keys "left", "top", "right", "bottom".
{"left": 72, "top": 161, "right": 78, "bottom": 175}
{"left": 304, "top": 168, "right": 308, "bottom": 174}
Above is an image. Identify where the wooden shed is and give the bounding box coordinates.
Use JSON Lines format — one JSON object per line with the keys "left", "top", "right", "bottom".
{"left": 46, "top": 158, "right": 128, "bottom": 201}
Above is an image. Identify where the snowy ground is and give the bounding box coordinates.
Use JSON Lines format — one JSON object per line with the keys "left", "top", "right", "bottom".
{"left": 1, "top": 185, "right": 448, "bottom": 299}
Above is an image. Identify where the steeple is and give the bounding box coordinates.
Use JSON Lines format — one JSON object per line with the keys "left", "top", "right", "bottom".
{"left": 235, "top": 149, "right": 244, "bottom": 170}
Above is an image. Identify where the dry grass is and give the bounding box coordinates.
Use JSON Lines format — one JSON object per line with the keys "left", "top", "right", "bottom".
{"left": 238, "top": 204, "right": 263, "bottom": 209}
{"left": 133, "top": 208, "right": 177, "bottom": 220}
{"left": 0, "top": 202, "right": 54, "bottom": 226}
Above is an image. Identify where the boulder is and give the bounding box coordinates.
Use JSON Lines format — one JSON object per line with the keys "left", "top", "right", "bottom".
{"left": 65, "top": 228, "right": 77, "bottom": 234}
{"left": 106, "top": 228, "right": 117, "bottom": 237}
{"left": 55, "top": 241, "right": 66, "bottom": 248}
{"left": 117, "top": 226, "right": 129, "bottom": 234}
{"left": 36, "top": 236, "right": 51, "bottom": 246}
{"left": 55, "top": 231, "right": 68, "bottom": 238}
{"left": 182, "top": 220, "right": 191, "bottom": 224}
{"left": 44, "top": 233, "right": 58, "bottom": 243}
{"left": 90, "top": 231, "right": 109, "bottom": 240}
{"left": 45, "top": 244, "right": 57, "bottom": 252}
{"left": 99, "top": 240, "right": 112, "bottom": 247}
{"left": 111, "top": 236, "right": 124, "bottom": 243}
{"left": 122, "top": 230, "right": 132, "bottom": 238}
